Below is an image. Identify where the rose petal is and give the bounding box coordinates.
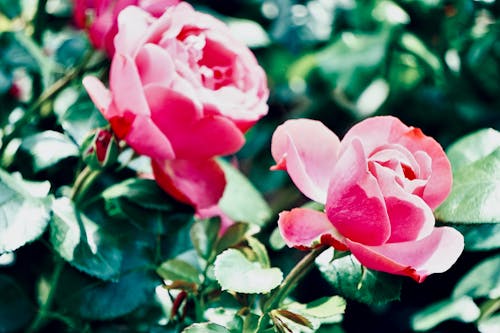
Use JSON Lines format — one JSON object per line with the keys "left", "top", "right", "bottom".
{"left": 342, "top": 116, "right": 452, "bottom": 209}
{"left": 135, "top": 43, "right": 175, "bottom": 87}
{"left": 145, "top": 85, "right": 244, "bottom": 159}
{"left": 82, "top": 76, "right": 112, "bottom": 116}
{"left": 346, "top": 227, "right": 464, "bottom": 282}
{"left": 124, "top": 115, "right": 175, "bottom": 161}
{"left": 271, "top": 119, "right": 340, "bottom": 203}
{"left": 326, "top": 139, "right": 391, "bottom": 246}
{"left": 114, "top": 6, "right": 152, "bottom": 56}
{"left": 278, "top": 208, "right": 347, "bottom": 250}
{"left": 110, "top": 54, "right": 150, "bottom": 116}
{"left": 369, "top": 163, "right": 434, "bottom": 242}
{"left": 152, "top": 158, "right": 226, "bottom": 209}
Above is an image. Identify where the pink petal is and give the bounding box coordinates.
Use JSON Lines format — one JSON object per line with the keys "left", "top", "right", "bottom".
{"left": 346, "top": 227, "right": 464, "bottom": 282}
{"left": 326, "top": 139, "right": 391, "bottom": 246}
{"left": 342, "top": 116, "right": 452, "bottom": 209}
{"left": 114, "top": 6, "right": 151, "bottom": 56}
{"left": 152, "top": 158, "right": 226, "bottom": 210}
{"left": 82, "top": 76, "right": 112, "bottom": 115}
{"left": 271, "top": 119, "right": 341, "bottom": 203}
{"left": 278, "top": 208, "right": 347, "bottom": 251}
{"left": 110, "top": 54, "right": 150, "bottom": 116}
{"left": 398, "top": 128, "right": 452, "bottom": 209}
{"left": 135, "top": 43, "right": 175, "bottom": 88}
{"left": 369, "top": 163, "right": 435, "bottom": 242}
{"left": 124, "top": 115, "right": 175, "bottom": 161}
{"left": 145, "top": 85, "right": 244, "bottom": 159}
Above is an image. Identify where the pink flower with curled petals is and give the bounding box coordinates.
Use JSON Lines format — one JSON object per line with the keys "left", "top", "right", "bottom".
{"left": 272, "top": 116, "right": 464, "bottom": 282}
{"left": 83, "top": 3, "right": 268, "bottom": 216}
{"left": 73, "top": 0, "right": 179, "bottom": 56}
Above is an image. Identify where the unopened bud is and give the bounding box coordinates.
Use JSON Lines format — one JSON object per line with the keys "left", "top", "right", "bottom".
{"left": 81, "top": 128, "right": 119, "bottom": 169}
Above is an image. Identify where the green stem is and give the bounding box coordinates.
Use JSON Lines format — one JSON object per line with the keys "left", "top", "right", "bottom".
{"left": 264, "top": 246, "right": 327, "bottom": 313}
{"left": 71, "top": 166, "right": 101, "bottom": 203}
{"left": 478, "top": 297, "right": 500, "bottom": 322}
{"left": 26, "top": 257, "right": 64, "bottom": 333}
{"left": 0, "top": 50, "right": 94, "bottom": 161}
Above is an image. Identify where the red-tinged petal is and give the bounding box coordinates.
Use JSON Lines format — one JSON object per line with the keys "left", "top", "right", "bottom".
{"left": 152, "top": 158, "right": 226, "bottom": 210}
{"left": 145, "top": 85, "right": 244, "bottom": 159}
{"left": 82, "top": 76, "right": 112, "bottom": 116}
{"left": 342, "top": 116, "right": 451, "bottom": 209}
{"left": 370, "top": 163, "right": 434, "bottom": 242}
{"left": 271, "top": 119, "right": 340, "bottom": 204}
{"left": 114, "top": 6, "right": 151, "bottom": 56}
{"left": 346, "top": 227, "right": 464, "bottom": 282}
{"left": 399, "top": 128, "right": 452, "bottom": 210}
{"left": 125, "top": 115, "right": 175, "bottom": 161}
{"left": 110, "top": 54, "right": 150, "bottom": 116}
{"left": 278, "top": 208, "right": 347, "bottom": 250}
{"left": 135, "top": 44, "right": 175, "bottom": 87}
{"left": 326, "top": 139, "right": 391, "bottom": 246}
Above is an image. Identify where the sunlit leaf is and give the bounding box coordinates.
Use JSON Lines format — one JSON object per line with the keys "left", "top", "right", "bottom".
{"left": 214, "top": 249, "right": 283, "bottom": 294}
{"left": 50, "top": 197, "right": 122, "bottom": 281}
{"left": 453, "top": 254, "right": 500, "bottom": 300}
{"left": 218, "top": 159, "right": 272, "bottom": 227}
{"left": 0, "top": 169, "right": 51, "bottom": 253}
{"left": 411, "top": 296, "right": 480, "bottom": 331}
{"left": 183, "top": 322, "right": 231, "bottom": 333}
{"left": 19, "top": 130, "right": 79, "bottom": 172}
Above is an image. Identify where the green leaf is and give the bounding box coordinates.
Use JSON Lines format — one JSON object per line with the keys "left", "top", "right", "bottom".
{"left": 446, "top": 129, "right": 500, "bottom": 172}
{"left": 215, "top": 222, "right": 259, "bottom": 254}
{"left": 19, "top": 130, "right": 79, "bottom": 172}
{"left": 435, "top": 148, "right": 500, "bottom": 223}
{"left": 287, "top": 296, "right": 346, "bottom": 319}
{"left": 453, "top": 254, "right": 500, "bottom": 299}
{"left": 56, "top": 244, "right": 157, "bottom": 320}
{"left": 102, "top": 178, "right": 193, "bottom": 235}
{"left": 274, "top": 309, "right": 314, "bottom": 329}
{"left": 55, "top": 90, "right": 107, "bottom": 144}
{"left": 316, "top": 250, "right": 402, "bottom": 305}
{"left": 190, "top": 218, "right": 220, "bottom": 260}
{"left": 50, "top": 197, "right": 122, "bottom": 281}
{"left": 0, "top": 169, "right": 51, "bottom": 253}
{"left": 102, "top": 178, "right": 182, "bottom": 211}
{"left": 218, "top": 159, "right": 272, "bottom": 227}
{"left": 204, "top": 308, "right": 243, "bottom": 333}
{"left": 214, "top": 249, "right": 283, "bottom": 294}
{"left": 156, "top": 259, "right": 201, "bottom": 285}
{"left": 0, "top": 274, "right": 34, "bottom": 332}
{"left": 411, "top": 296, "right": 480, "bottom": 331}
{"left": 454, "top": 223, "right": 500, "bottom": 251}
{"left": 247, "top": 236, "right": 271, "bottom": 268}
{"left": 183, "top": 323, "right": 231, "bottom": 333}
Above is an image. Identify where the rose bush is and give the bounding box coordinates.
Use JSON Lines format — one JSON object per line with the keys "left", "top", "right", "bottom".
{"left": 74, "top": 0, "right": 180, "bottom": 55}
{"left": 83, "top": 2, "right": 269, "bottom": 211}
{"left": 272, "top": 116, "right": 464, "bottom": 282}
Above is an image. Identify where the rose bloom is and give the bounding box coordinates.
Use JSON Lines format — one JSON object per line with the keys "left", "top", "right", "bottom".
{"left": 74, "top": 0, "right": 180, "bottom": 55}
{"left": 83, "top": 3, "right": 269, "bottom": 212}
{"left": 272, "top": 116, "right": 464, "bottom": 282}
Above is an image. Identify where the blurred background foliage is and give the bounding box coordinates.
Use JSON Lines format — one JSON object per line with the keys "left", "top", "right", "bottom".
{"left": 0, "top": 0, "right": 499, "bottom": 332}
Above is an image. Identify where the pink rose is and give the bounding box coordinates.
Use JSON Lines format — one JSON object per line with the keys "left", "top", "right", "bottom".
{"left": 83, "top": 3, "right": 268, "bottom": 210}
{"left": 73, "top": 0, "right": 180, "bottom": 55}
{"left": 272, "top": 116, "right": 464, "bottom": 282}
